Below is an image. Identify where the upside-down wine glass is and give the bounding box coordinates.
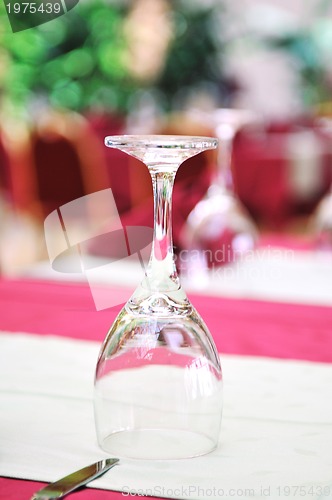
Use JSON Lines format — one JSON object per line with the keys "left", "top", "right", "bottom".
{"left": 180, "top": 109, "right": 258, "bottom": 280}
{"left": 94, "top": 135, "right": 223, "bottom": 460}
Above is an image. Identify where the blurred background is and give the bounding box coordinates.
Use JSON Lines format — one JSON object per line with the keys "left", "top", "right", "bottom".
{"left": 0, "top": 0, "right": 332, "bottom": 278}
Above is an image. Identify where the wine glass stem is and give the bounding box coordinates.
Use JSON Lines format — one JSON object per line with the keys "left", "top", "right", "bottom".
{"left": 216, "top": 133, "right": 234, "bottom": 191}
{"left": 147, "top": 166, "right": 179, "bottom": 292}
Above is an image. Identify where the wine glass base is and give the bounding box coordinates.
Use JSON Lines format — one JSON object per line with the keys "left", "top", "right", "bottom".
{"left": 99, "top": 428, "right": 217, "bottom": 460}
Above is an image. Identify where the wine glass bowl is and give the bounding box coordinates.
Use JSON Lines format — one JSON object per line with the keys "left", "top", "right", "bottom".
{"left": 180, "top": 109, "right": 258, "bottom": 275}
{"left": 94, "top": 135, "right": 223, "bottom": 460}
{"left": 310, "top": 117, "right": 332, "bottom": 250}
{"left": 311, "top": 190, "right": 332, "bottom": 250}
{"left": 182, "top": 185, "right": 257, "bottom": 269}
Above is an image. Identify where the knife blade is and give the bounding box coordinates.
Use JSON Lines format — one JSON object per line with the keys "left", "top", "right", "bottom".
{"left": 30, "top": 457, "right": 119, "bottom": 499}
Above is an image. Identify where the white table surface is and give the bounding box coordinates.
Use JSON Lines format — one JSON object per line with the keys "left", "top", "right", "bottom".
{"left": 23, "top": 245, "right": 332, "bottom": 306}
{"left": 4, "top": 238, "right": 332, "bottom": 499}
{"left": 1, "top": 333, "right": 332, "bottom": 500}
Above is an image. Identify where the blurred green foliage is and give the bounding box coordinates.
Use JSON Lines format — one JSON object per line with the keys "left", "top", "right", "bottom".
{"left": 155, "top": 6, "right": 221, "bottom": 110}
{"left": 0, "top": 0, "right": 133, "bottom": 114}
{"left": 0, "top": 0, "right": 331, "bottom": 119}
{"left": 269, "top": 25, "right": 332, "bottom": 107}
{"left": 0, "top": 0, "right": 222, "bottom": 117}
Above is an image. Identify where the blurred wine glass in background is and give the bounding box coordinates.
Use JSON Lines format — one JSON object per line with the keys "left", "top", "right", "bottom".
{"left": 310, "top": 117, "right": 332, "bottom": 251}
{"left": 312, "top": 191, "right": 332, "bottom": 250}
{"left": 179, "top": 108, "right": 259, "bottom": 285}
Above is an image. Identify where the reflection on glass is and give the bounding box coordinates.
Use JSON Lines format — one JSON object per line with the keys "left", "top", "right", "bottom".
{"left": 94, "top": 135, "right": 223, "bottom": 460}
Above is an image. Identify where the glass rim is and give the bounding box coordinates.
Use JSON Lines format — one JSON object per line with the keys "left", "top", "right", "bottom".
{"left": 104, "top": 134, "right": 218, "bottom": 150}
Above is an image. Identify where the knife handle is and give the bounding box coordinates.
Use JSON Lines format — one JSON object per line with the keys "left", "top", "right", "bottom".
{"left": 31, "top": 458, "right": 119, "bottom": 499}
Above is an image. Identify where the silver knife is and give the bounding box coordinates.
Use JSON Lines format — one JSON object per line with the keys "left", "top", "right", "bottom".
{"left": 30, "top": 457, "right": 119, "bottom": 499}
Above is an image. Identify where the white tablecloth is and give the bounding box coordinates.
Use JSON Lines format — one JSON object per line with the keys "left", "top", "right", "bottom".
{"left": 1, "top": 333, "right": 332, "bottom": 499}
{"left": 24, "top": 247, "right": 332, "bottom": 307}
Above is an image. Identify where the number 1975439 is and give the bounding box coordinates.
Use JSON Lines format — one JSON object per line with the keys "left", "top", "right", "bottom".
{"left": 6, "top": 3, "right": 62, "bottom": 14}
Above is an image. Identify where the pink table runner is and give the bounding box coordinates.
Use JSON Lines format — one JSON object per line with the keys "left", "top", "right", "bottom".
{"left": 0, "top": 278, "right": 331, "bottom": 361}
{"left": 1, "top": 278, "right": 331, "bottom": 500}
